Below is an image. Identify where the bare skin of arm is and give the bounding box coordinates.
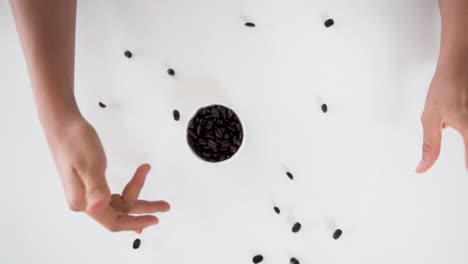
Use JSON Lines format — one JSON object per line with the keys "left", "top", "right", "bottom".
{"left": 417, "top": 0, "right": 468, "bottom": 173}
{"left": 10, "top": 0, "right": 170, "bottom": 233}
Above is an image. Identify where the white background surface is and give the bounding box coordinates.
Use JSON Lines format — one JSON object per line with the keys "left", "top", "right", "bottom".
{"left": 1, "top": 0, "right": 468, "bottom": 263}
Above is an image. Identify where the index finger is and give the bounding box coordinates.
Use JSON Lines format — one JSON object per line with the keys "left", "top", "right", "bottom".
{"left": 122, "top": 164, "right": 152, "bottom": 207}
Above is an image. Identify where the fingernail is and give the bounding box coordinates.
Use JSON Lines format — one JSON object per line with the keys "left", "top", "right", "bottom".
{"left": 416, "top": 159, "right": 425, "bottom": 173}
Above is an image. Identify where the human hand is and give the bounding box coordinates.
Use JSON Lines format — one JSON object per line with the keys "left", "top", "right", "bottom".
{"left": 46, "top": 117, "right": 170, "bottom": 233}
{"left": 417, "top": 67, "right": 468, "bottom": 173}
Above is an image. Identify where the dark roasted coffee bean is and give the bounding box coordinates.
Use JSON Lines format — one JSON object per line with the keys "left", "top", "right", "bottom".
{"left": 215, "top": 128, "right": 223, "bottom": 138}
{"left": 233, "top": 137, "right": 242, "bottom": 146}
{"left": 206, "top": 120, "right": 213, "bottom": 130}
{"left": 227, "top": 109, "right": 234, "bottom": 119}
{"left": 207, "top": 139, "right": 216, "bottom": 148}
{"left": 188, "top": 140, "right": 195, "bottom": 147}
{"left": 220, "top": 108, "right": 227, "bottom": 119}
{"left": 198, "top": 138, "right": 207, "bottom": 145}
{"left": 245, "top": 22, "right": 256, "bottom": 27}
{"left": 252, "top": 255, "right": 263, "bottom": 263}
{"left": 229, "top": 145, "right": 238, "bottom": 153}
{"left": 98, "top": 102, "right": 106, "bottom": 108}
{"left": 167, "top": 68, "right": 175, "bottom": 76}
{"left": 221, "top": 140, "right": 231, "bottom": 148}
{"left": 133, "top": 238, "right": 141, "bottom": 249}
{"left": 286, "top": 172, "right": 293, "bottom": 180}
{"left": 333, "top": 229, "right": 343, "bottom": 240}
{"left": 224, "top": 133, "right": 230, "bottom": 139}
{"left": 173, "top": 110, "right": 180, "bottom": 121}
{"left": 290, "top": 257, "right": 300, "bottom": 264}
{"left": 211, "top": 108, "right": 220, "bottom": 118}
{"left": 324, "top": 18, "right": 334, "bottom": 28}
{"left": 321, "top": 104, "right": 328, "bottom": 113}
{"left": 188, "top": 130, "right": 197, "bottom": 138}
{"left": 274, "top": 206, "right": 280, "bottom": 214}
{"left": 188, "top": 120, "right": 195, "bottom": 129}
{"left": 196, "top": 125, "right": 202, "bottom": 135}
{"left": 124, "top": 50, "right": 132, "bottom": 58}
{"left": 292, "top": 222, "right": 301, "bottom": 233}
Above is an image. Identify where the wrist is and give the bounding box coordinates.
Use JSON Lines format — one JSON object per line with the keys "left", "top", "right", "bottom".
{"left": 38, "top": 99, "right": 84, "bottom": 139}
{"left": 436, "top": 50, "right": 468, "bottom": 78}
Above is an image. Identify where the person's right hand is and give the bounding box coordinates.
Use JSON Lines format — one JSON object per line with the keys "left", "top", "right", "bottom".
{"left": 45, "top": 116, "right": 170, "bottom": 233}
{"left": 417, "top": 66, "right": 468, "bottom": 173}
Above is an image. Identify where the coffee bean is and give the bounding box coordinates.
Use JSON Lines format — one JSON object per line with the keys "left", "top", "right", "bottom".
{"left": 98, "top": 102, "right": 106, "bottom": 108}
{"left": 290, "top": 257, "right": 300, "bottom": 264}
{"left": 224, "top": 133, "right": 230, "bottom": 139}
{"left": 167, "top": 68, "right": 175, "bottom": 76}
{"left": 219, "top": 107, "right": 227, "bottom": 119}
{"left": 245, "top": 22, "right": 256, "bottom": 27}
{"left": 286, "top": 172, "right": 293, "bottom": 180}
{"left": 215, "top": 128, "right": 223, "bottom": 138}
{"left": 188, "top": 130, "right": 197, "bottom": 138}
{"left": 124, "top": 50, "right": 132, "bottom": 58}
{"left": 221, "top": 140, "right": 231, "bottom": 148}
{"left": 233, "top": 136, "right": 241, "bottom": 146}
{"left": 292, "top": 222, "right": 301, "bottom": 233}
{"left": 321, "top": 104, "right": 328, "bottom": 113}
{"left": 173, "top": 109, "right": 180, "bottom": 121}
{"left": 324, "top": 18, "right": 334, "bottom": 28}
{"left": 252, "top": 255, "right": 263, "bottom": 263}
{"left": 133, "top": 238, "right": 141, "bottom": 249}
{"left": 211, "top": 108, "right": 220, "bottom": 118}
{"left": 229, "top": 145, "right": 238, "bottom": 153}
{"left": 333, "top": 229, "right": 343, "bottom": 240}
{"left": 206, "top": 120, "right": 213, "bottom": 130}
{"left": 207, "top": 139, "right": 216, "bottom": 148}
{"left": 227, "top": 109, "right": 234, "bottom": 119}
{"left": 273, "top": 206, "right": 280, "bottom": 214}
{"left": 198, "top": 138, "right": 207, "bottom": 145}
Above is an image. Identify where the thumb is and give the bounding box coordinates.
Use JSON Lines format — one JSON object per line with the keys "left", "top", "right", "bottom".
{"left": 81, "top": 168, "right": 111, "bottom": 214}
{"left": 416, "top": 114, "right": 442, "bottom": 173}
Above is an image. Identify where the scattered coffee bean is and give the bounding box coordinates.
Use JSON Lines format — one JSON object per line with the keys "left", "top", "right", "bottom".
{"left": 290, "top": 257, "right": 300, "bottom": 264}
{"left": 324, "top": 18, "right": 334, "bottom": 28}
{"left": 98, "top": 102, "right": 106, "bottom": 108}
{"left": 133, "top": 238, "right": 141, "bottom": 249}
{"left": 187, "top": 105, "right": 243, "bottom": 162}
{"left": 252, "top": 255, "right": 263, "bottom": 263}
{"left": 273, "top": 206, "right": 280, "bottom": 214}
{"left": 167, "top": 68, "right": 175, "bottom": 76}
{"left": 173, "top": 109, "right": 180, "bottom": 121}
{"left": 321, "top": 104, "right": 328, "bottom": 113}
{"left": 333, "top": 229, "right": 343, "bottom": 240}
{"left": 292, "top": 222, "right": 301, "bottom": 233}
{"left": 124, "top": 50, "right": 132, "bottom": 58}
{"left": 286, "top": 172, "right": 294, "bottom": 180}
{"left": 245, "top": 22, "right": 256, "bottom": 27}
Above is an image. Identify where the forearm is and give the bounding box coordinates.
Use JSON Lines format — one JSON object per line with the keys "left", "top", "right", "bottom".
{"left": 10, "top": 0, "right": 81, "bottom": 135}
{"left": 437, "top": 0, "right": 468, "bottom": 74}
